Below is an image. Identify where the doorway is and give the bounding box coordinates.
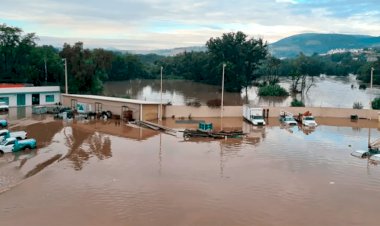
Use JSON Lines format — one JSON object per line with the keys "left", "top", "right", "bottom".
{"left": 32, "top": 94, "right": 40, "bottom": 105}
{"left": 17, "top": 94, "right": 26, "bottom": 106}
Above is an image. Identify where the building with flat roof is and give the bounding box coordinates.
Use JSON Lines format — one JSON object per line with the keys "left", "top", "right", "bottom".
{"left": 0, "top": 86, "right": 61, "bottom": 107}
{"left": 61, "top": 94, "right": 165, "bottom": 121}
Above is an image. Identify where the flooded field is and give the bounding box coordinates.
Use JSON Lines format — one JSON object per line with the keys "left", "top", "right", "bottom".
{"left": 1, "top": 116, "right": 380, "bottom": 226}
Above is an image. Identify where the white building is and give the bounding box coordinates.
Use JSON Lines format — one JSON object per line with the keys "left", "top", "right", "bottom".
{"left": 0, "top": 86, "right": 61, "bottom": 107}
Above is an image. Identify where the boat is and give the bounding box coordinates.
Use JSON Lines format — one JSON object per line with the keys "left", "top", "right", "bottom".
{"left": 183, "top": 122, "right": 246, "bottom": 139}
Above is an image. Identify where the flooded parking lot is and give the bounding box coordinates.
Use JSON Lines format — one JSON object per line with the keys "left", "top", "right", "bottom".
{"left": 1, "top": 116, "right": 380, "bottom": 226}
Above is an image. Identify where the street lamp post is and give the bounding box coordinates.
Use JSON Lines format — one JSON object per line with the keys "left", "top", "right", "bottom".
{"left": 63, "top": 58, "right": 68, "bottom": 94}
{"left": 221, "top": 63, "right": 226, "bottom": 121}
{"left": 371, "top": 67, "right": 375, "bottom": 89}
{"left": 159, "top": 66, "right": 163, "bottom": 121}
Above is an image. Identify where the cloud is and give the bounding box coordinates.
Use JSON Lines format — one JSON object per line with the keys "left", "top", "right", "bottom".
{"left": 1, "top": 0, "right": 379, "bottom": 49}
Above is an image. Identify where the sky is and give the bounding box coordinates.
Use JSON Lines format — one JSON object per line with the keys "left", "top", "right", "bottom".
{"left": 1, "top": 0, "right": 380, "bottom": 50}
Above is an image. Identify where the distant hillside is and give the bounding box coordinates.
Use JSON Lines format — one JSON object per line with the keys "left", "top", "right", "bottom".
{"left": 130, "top": 46, "right": 206, "bottom": 56}
{"left": 269, "top": 33, "right": 380, "bottom": 58}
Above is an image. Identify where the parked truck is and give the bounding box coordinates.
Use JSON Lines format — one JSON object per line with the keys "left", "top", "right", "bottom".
{"left": 279, "top": 111, "right": 297, "bottom": 126}
{"left": 0, "top": 137, "right": 37, "bottom": 154}
{"left": 243, "top": 105, "right": 266, "bottom": 126}
{"left": 295, "top": 111, "right": 318, "bottom": 127}
{"left": 0, "top": 129, "right": 28, "bottom": 142}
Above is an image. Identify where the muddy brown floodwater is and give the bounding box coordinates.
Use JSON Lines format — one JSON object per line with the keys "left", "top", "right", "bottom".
{"left": 1, "top": 116, "right": 380, "bottom": 226}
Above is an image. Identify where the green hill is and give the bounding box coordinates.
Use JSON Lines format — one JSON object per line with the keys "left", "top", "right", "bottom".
{"left": 270, "top": 33, "right": 380, "bottom": 58}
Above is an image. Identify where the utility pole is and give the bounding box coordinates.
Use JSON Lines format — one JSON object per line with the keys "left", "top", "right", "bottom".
{"left": 371, "top": 67, "right": 375, "bottom": 89}
{"left": 159, "top": 66, "right": 163, "bottom": 121}
{"left": 63, "top": 58, "right": 68, "bottom": 94}
{"left": 44, "top": 58, "right": 48, "bottom": 85}
{"left": 221, "top": 64, "right": 226, "bottom": 119}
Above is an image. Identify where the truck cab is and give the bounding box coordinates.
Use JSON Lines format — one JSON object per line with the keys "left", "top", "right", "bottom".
{"left": 302, "top": 116, "right": 318, "bottom": 127}
{"left": 0, "top": 129, "right": 27, "bottom": 142}
{"left": 0, "top": 137, "right": 37, "bottom": 154}
{"left": 243, "top": 105, "right": 266, "bottom": 126}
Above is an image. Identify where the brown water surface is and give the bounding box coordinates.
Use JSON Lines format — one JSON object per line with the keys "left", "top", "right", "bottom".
{"left": 104, "top": 76, "right": 380, "bottom": 108}
{"left": 1, "top": 116, "right": 380, "bottom": 226}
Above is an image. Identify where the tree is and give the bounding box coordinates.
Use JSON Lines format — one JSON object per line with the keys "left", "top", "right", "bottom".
{"left": 0, "top": 24, "right": 38, "bottom": 82}
{"left": 206, "top": 31, "right": 268, "bottom": 92}
{"left": 60, "top": 42, "right": 103, "bottom": 94}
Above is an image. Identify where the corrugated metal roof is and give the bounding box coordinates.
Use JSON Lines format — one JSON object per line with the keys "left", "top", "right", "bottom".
{"left": 62, "top": 94, "right": 163, "bottom": 105}
{"left": 0, "top": 86, "right": 60, "bottom": 94}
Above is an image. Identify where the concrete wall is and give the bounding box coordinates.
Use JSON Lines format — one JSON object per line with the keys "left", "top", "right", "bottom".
{"left": 165, "top": 106, "right": 242, "bottom": 118}
{"left": 165, "top": 105, "right": 380, "bottom": 119}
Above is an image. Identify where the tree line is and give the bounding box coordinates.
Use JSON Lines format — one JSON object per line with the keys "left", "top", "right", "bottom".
{"left": 1, "top": 23, "right": 379, "bottom": 95}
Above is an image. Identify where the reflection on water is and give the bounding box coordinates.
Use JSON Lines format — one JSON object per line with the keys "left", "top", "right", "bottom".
{"left": 1, "top": 116, "right": 380, "bottom": 226}
{"left": 104, "top": 76, "right": 380, "bottom": 108}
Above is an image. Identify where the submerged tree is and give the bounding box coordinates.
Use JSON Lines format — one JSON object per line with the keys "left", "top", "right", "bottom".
{"left": 206, "top": 31, "right": 268, "bottom": 92}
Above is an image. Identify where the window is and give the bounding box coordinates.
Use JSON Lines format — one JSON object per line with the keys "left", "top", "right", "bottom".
{"left": 0, "top": 97, "right": 9, "bottom": 105}
{"left": 45, "top": 95, "right": 55, "bottom": 103}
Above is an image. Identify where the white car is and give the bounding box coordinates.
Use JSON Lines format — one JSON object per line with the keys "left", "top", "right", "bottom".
{"left": 0, "top": 102, "right": 9, "bottom": 112}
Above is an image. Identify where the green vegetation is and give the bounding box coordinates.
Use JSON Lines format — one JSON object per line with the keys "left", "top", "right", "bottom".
{"left": 371, "top": 98, "right": 380, "bottom": 110}
{"left": 258, "top": 84, "right": 289, "bottom": 96}
{"left": 206, "top": 99, "right": 221, "bottom": 108}
{"left": 291, "top": 99, "right": 305, "bottom": 107}
{"left": 353, "top": 102, "right": 363, "bottom": 109}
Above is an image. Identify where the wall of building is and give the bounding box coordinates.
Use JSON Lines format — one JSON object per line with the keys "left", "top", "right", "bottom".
{"left": 0, "top": 94, "right": 16, "bottom": 106}
{"left": 39, "top": 93, "right": 61, "bottom": 105}
{"left": 165, "top": 106, "right": 242, "bottom": 118}
{"left": 142, "top": 105, "right": 159, "bottom": 121}
{"left": 0, "top": 92, "right": 60, "bottom": 107}
{"left": 165, "top": 105, "right": 380, "bottom": 119}
{"left": 61, "top": 95, "right": 142, "bottom": 120}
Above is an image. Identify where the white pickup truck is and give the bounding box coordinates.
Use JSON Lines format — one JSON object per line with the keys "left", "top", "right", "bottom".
{"left": 0, "top": 129, "right": 27, "bottom": 142}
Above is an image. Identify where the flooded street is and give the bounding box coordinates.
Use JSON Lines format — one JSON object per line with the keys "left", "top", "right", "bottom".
{"left": 1, "top": 116, "right": 380, "bottom": 226}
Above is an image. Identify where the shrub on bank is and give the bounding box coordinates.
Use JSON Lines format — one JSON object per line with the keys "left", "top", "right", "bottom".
{"left": 291, "top": 99, "right": 305, "bottom": 107}
{"left": 207, "top": 99, "right": 221, "bottom": 108}
{"left": 371, "top": 98, "right": 380, "bottom": 109}
{"left": 186, "top": 100, "right": 201, "bottom": 107}
{"left": 353, "top": 102, "right": 363, "bottom": 109}
{"left": 258, "top": 84, "right": 289, "bottom": 97}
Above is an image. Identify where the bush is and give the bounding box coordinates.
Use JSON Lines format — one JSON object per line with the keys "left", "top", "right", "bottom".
{"left": 359, "top": 84, "right": 367, "bottom": 90}
{"left": 206, "top": 99, "right": 221, "bottom": 108}
{"left": 372, "top": 98, "right": 380, "bottom": 109}
{"left": 186, "top": 100, "right": 201, "bottom": 107}
{"left": 291, "top": 99, "right": 305, "bottom": 107}
{"left": 353, "top": 102, "right": 363, "bottom": 109}
{"left": 258, "top": 84, "right": 289, "bottom": 97}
